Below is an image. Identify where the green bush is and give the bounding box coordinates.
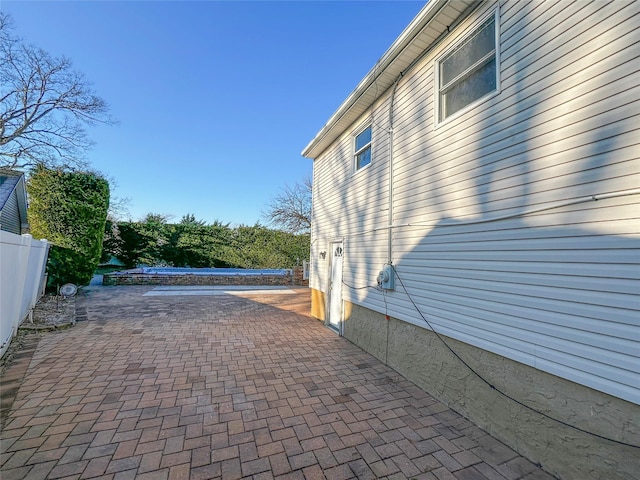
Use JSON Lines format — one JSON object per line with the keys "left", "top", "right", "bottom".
{"left": 47, "top": 245, "right": 98, "bottom": 288}
{"left": 27, "top": 166, "right": 110, "bottom": 288}
{"left": 103, "top": 217, "right": 309, "bottom": 270}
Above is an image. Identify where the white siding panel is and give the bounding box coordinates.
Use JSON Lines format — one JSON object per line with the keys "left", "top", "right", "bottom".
{"left": 389, "top": 274, "right": 639, "bottom": 340}
{"left": 0, "top": 191, "right": 21, "bottom": 235}
{"left": 501, "top": 1, "right": 637, "bottom": 73}
{"left": 396, "top": 160, "right": 639, "bottom": 220}
{"left": 397, "top": 246, "right": 637, "bottom": 267}
{"left": 394, "top": 87, "right": 639, "bottom": 198}
{"left": 397, "top": 267, "right": 638, "bottom": 311}
{"left": 311, "top": 96, "right": 393, "bottom": 295}
{"left": 403, "top": 258, "right": 639, "bottom": 281}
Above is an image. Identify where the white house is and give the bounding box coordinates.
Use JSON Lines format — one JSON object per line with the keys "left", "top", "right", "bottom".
{"left": 0, "top": 169, "right": 28, "bottom": 235}
{"left": 302, "top": 1, "right": 639, "bottom": 479}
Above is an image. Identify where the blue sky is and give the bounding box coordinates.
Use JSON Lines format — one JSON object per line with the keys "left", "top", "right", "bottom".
{"left": 2, "top": 1, "right": 424, "bottom": 226}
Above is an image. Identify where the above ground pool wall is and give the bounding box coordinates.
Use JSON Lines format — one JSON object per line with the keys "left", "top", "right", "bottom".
{"left": 103, "top": 267, "right": 308, "bottom": 287}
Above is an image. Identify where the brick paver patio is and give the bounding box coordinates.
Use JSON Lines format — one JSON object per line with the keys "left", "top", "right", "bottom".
{"left": 1, "top": 286, "right": 555, "bottom": 480}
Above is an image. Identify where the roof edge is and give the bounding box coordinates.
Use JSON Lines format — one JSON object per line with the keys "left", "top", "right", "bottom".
{"left": 302, "top": 0, "right": 463, "bottom": 159}
{"left": 0, "top": 170, "right": 28, "bottom": 230}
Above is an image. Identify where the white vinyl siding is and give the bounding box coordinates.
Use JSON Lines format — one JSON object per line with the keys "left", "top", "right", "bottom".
{"left": 310, "top": 0, "right": 640, "bottom": 404}
{"left": 0, "top": 175, "right": 25, "bottom": 235}
{"left": 0, "top": 190, "right": 21, "bottom": 235}
{"left": 310, "top": 99, "right": 392, "bottom": 297}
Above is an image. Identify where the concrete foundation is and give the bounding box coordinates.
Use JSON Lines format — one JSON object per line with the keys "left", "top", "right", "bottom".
{"left": 309, "top": 289, "right": 640, "bottom": 480}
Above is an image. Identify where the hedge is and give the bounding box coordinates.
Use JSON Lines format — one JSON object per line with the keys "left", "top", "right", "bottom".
{"left": 27, "top": 166, "right": 110, "bottom": 288}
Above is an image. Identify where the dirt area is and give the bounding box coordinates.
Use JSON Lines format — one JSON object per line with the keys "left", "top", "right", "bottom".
{"left": 20, "top": 293, "right": 76, "bottom": 328}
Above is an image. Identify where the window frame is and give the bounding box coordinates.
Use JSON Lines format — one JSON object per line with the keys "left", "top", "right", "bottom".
{"left": 435, "top": 9, "right": 500, "bottom": 126}
{"left": 353, "top": 124, "right": 372, "bottom": 172}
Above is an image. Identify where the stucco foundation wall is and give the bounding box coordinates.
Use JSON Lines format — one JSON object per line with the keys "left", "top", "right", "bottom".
{"left": 310, "top": 288, "right": 326, "bottom": 322}
{"left": 343, "top": 301, "right": 640, "bottom": 480}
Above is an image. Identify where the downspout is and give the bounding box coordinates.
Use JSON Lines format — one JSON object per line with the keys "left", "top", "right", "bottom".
{"left": 387, "top": 76, "right": 401, "bottom": 264}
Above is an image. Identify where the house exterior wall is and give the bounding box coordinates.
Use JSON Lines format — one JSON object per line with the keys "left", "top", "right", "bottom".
{"left": 0, "top": 172, "right": 27, "bottom": 235}
{"left": 390, "top": 0, "right": 639, "bottom": 405}
{"left": 0, "top": 189, "right": 22, "bottom": 235}
{"left": 308, "top": 1, "right": 640, "bottom": 478}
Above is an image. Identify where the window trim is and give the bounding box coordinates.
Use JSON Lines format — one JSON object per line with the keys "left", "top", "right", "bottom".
{"left": 435, "top": 9, "right": 500, "bottom": 126}
{"left": 353, "top": 124, "right": 372, "bottom": 172}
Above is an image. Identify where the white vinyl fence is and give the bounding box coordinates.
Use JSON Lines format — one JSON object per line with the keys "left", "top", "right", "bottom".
{"left": 0, "top": 232, "right": 49, "bottom": 358}
{"left": 303, "top": 260, "right": 310, "bottom": 280}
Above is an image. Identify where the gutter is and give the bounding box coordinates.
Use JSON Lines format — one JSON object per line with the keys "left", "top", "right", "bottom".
{"left": 302, "top": 0, "right": 466, "bottom": 159}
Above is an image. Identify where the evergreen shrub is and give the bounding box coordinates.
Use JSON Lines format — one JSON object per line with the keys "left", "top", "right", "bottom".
{"left": 27, "top": 166, "right": 110, "bottom": 288}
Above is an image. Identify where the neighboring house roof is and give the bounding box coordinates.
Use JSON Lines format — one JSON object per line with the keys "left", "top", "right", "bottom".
{"left": 0, "top": 169, "right": 29, "bottom": 234}
{"left": 302, "top": 0, "right": 477, "bottom": 159}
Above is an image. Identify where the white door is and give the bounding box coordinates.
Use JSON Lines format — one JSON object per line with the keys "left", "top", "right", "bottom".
{"left": 328, "top": 242, "right": 343, "bottom": 333}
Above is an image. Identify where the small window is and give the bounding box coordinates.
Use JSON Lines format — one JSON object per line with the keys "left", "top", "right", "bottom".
{"left": 354, "top": 126, "right": 372, "bottom": 170}
{"left": 438, "top": 14, "right": 497, "bottom": 122}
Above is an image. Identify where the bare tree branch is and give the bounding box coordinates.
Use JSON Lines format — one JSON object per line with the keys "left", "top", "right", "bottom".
{"left": 0, "top": 13, "right": 115, "bottom": 170}
{"left": 263, "top": 176, "right": 312, "bottom": 234}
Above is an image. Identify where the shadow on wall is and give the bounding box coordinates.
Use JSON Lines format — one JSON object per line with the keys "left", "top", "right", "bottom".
{"left": 334, "top": 3, "right": 640, "bottom": 477}
{"left": 342, "top": 204, "right": 639, "bottom": 479}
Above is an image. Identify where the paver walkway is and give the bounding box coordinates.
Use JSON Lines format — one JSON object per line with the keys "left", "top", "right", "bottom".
{"left": 1, "top": 286, "right": 556, "bottom": 480}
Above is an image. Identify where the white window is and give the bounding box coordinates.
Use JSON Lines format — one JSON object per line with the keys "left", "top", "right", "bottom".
{"left": 354, "top": 126, "right": 372, "bottom": 171}
{"left": 438, "top": 13, "right": 498, "bottom": 122}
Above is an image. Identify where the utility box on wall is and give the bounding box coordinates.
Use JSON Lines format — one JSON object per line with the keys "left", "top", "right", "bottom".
{"left": 377, "top": 264, "right": 395, "bottom": 290}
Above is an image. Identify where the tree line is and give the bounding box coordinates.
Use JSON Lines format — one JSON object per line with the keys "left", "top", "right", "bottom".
{"left": 26, "top": 165, "right": 310, "bottom": 289}
{"left": 103, "top": 214, "right": 310, "bottom": 270}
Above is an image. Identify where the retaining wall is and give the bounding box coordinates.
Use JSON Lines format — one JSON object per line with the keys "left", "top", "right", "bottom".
{"left": 103, "top": 266, "right": 309, "bottom": 287}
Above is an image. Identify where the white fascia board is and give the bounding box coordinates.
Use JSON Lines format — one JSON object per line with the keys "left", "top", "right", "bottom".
{"left": 302, "top": 0, "right": 478, "bottom": 159}
{"left": 15, "top": 174, "right": 28, "bottom": 228}
{"left": 16, "top": 174, "right": 27, "bottom": 209}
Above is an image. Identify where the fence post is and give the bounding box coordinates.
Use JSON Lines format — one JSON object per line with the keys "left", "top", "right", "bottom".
{"left": 37, "top": 239, "right": 49, "bottom": 297}
{"left": 23, "top": 236, "right": 49, "bottom": 321}
{"left": 17, "top": 234, "right": 32, "bottom": 323}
